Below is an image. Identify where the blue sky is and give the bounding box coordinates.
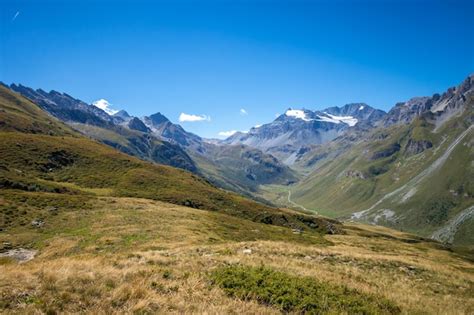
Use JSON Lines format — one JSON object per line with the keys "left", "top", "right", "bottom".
{"left": 1, "top": 0, "right": 473, "bottom": 138}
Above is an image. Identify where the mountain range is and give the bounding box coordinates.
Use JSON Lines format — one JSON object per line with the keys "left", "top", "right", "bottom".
{"left": 0, "top": 75, "right": 473, "bottom": 314}
{"left": 0, "top": 84, "right": 337, "bottom": 233}
{"left": 3, "top": 74, "right": 473, "bottom": 247}
{"left": 224, "top": 103, "right": 386, "bottom": 163}
{"left": 5, "top": 83, "right": 296, "bottom": 201}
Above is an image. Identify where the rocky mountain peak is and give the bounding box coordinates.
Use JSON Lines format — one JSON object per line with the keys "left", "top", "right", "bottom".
{"left": 384, "top": 74, "right": 474, "bottom": 127}
{"left": 9, "top": 83, "right": 113, "bottom": 125}
{"left": 127, "top": 117, "right": 150, "bottom": 133}
{"left": 114, "top": 110, "right": 131, "bottom": 119}
{"left": 148, "top": 112, "right": 170, "bottom": 126}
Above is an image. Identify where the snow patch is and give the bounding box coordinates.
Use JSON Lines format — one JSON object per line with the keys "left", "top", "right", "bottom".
{"left": 316, "top": 115, "right": 341, "bottom": 124}
{"left": 285, "top": 109, "right": 358, "bottom": 126}
{"left": 359, "top": 105, "right": 365, "bottom": 110}
{"left": 92, "top": 99, "right": 119, "bottom": 115}
{"left": 317, "top": 113, "right": 358, "bottom": 126}
{"left": 285, "top": 109, "right": 311, "bottom": 121}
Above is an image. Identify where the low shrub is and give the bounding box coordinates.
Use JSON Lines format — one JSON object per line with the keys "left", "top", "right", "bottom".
{"left": 211, "top": 265, "right": 400, "bottom": 314}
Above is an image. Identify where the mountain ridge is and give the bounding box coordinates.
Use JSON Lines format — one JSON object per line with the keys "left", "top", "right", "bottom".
{"left": 4, "top": 82, "right": 297, "bottom": 201}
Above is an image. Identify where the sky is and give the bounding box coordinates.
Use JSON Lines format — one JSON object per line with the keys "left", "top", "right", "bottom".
{"left": 1, "top": 0, "right": 473, "bottom": 138}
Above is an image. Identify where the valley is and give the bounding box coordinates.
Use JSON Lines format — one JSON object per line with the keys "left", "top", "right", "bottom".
{"left": 2, "top": 74, "right": 473, "bottom": 249}
{"left": 2, "top": 1, "right": 473, "bottom": 313}
{"left": 1, "top": 65, "right": 473, "bottom": 314}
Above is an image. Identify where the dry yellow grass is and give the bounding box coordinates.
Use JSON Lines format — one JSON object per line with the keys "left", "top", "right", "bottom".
{"left": 1, "top": 197, "right": 473, "bottom": 314}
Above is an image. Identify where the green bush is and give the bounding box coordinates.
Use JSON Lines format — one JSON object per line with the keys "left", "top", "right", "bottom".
{"left": 211, "top": 265, "right": 400, "bottom": 314}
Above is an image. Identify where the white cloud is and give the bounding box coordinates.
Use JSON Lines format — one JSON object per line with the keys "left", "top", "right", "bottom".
{"left": 240, "top": 108, "right": 248, "bottom": 115}
{"left": 218, "top": 130, "right": 238, "bottom": 137}
{"left": 92, "top": 99, "right": 119, "bottom": 115}
{"left": 218, "top": 129, "right": 250, "bottom": 138}
{"left": 12, "top": 11, "right": 20, "bottom": 22}
{"left": 179, "top": 113, "right": 210, "bottom": 122}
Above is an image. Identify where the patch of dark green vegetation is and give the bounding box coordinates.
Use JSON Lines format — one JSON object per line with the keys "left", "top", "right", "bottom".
{"left": 211, "top": 265, "right": 400, "bottom": 314}
{"left": 423, "top": 195, "right": 457, "bottom": 225}
{"left": 365, "top": 155, "right": 398, "bottom": 177}
{"left": 370, "top": 142, "right": 401, "bottom": 161}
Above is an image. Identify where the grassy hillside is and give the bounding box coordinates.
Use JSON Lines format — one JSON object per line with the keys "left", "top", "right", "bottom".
{"left": 0, "top": 86, "right": 75, "bottom": 136}
{"left": 1, "top": 197, "right": 472, "bottom": 313}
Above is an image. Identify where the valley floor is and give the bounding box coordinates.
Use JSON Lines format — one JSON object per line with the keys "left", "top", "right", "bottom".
{"left": 0, "top": 197, "right": 473, "bottom": 314}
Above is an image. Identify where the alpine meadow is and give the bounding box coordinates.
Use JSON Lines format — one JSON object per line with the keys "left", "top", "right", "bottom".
{"left": 1, "top": 0, "right": 473, "bottom": 314}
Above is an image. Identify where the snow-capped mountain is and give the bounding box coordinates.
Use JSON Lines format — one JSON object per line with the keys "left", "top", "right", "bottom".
{"left": 284, "top": 109, "right": 358, "bottom": 126}
{"left": 224, "top": 103, "right": 386, "bottom": 163}
{"left": 92, "top": 99, "right": 119, "bottom": 115}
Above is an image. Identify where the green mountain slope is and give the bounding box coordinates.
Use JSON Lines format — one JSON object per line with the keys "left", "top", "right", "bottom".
{"left": 297, "top": 112, "right": 473, "bottom": 247}
{"left": 261, "top": 76, "right": 474, "bottom": 247}
{"left": 0, "top": 85, "right": 338, "bottom": 234}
